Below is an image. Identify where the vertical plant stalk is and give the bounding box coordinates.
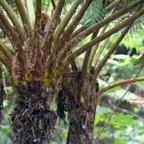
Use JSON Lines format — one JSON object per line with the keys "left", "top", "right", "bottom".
{"left": 34, "top": 0, "right": 42, "bottom": 39}
{"left": 43, "top": 0, "right": 65, "bottom": 51}
{"left": 51, "top": 0, "right": 56, "bottom": 10}
{"left": 56, "top": 0, "right": 92, "bottom": 75}
{"left": 14, "top": 0, "right": 33, "bottom": 38}
{"left": 0, "top": 52, "right": 11, "bottom": 73}
{"left": 93, "top": 34, "right": 110, "bottom": 67}
{"left": 0, "top": 41, "right": 12, "bottom": 61}
{"left": 54, "top": 0, "right": 83, "bottom": 44}
{"left": 32, "top": 0, "right": 42, "bottom": 78}
{"left": 81, "top": 31, "right": 98, "bottom": 81}
{"left": 91, "top": 24, "right": 133, "bottom": 86}
{"left": 55, "top": 0, "right": 91, "bottom": 48}
{"left": 0, "top": 0, "right": 24, "bottom": 42}
{"left": 55, "top": 0, "right": 92, "bottom": 65}
{"left": 88, "top": 7, "right": 116, "bottom": 68}
{"left": 44, "top": 0, "right": 85, "bottom": 79}
{"left": 0, "top": 11, "right": 28, "bottom": 82}
{"left": 42, "top": 1, "right": 65, "bottom": 80}
{"left": 41, "top": 0, "right": 65, "bottom": 85}
{"left": 0, "top": 10, "right": 22, "bottom": 48}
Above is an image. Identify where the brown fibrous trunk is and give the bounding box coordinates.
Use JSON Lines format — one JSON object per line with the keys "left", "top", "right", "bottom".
{"left": 10, "top": 80, "right": 57, "bottom": 144}
{"left": 65, "top": 73, "right": 98, "bottom": 144}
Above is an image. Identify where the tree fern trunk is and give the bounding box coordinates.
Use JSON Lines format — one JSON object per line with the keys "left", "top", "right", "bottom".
{"left": 65, "top": 73, "right": 98, "bottom": 144}
{"left": 66, "top": 107, "right": 96, "bottom": 144}
{"left": 10, "top": 80, "right": 57, "bottom": 144}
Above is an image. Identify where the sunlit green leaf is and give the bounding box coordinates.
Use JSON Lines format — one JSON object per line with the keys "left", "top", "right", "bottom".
{"left": 50, "top": 141, "right": 57, "bottom": 144}
{"left": 114, "top": 137, "right": 127, "bottom": 144}
{"left": 111, "top": 113, "right": 135, "bottom": 128}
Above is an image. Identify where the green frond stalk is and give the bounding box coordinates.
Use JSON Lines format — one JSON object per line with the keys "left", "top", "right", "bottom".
{"left": 64, "top": 2, "right": 67, "bottom": 14}
{"left": 105, "top": 0, "right": 121, "bottom": 11}
{"left": 55, "top": 0, "right": 92, "bottom": 50}
{"left": 88, "top": 26, "right": 109, "bottom": 70}
{"left": 71, "top": 26, "right": 86, "bottom": 38}
{"left": 71, "top": 7, "right": 144, "bottom": 60}
{"left": 90, "top": 24, "right": 133, "bottom": 86}
{"left": 88, "top": 44, "right": 99, "bottom": 68}
{"left": 43, "top": 0, "right": 65, "bottom": 60}
{"left": 81, "top": 31, "right": 98, "bottom": 81}
{"left": 34, "top": 0, "right": 42, "bottom": 33}
{"left": 96, "top": 77, "right": 144, "bottom": 98}
{"left": 55, "top": 0, "right": 92, "bottom": 74}
{"left": 34, "top": 0, "right": 42, "bottom": 53}
{"left": 68, "top": 0, "right": 144, "bottom": 49}
{"left": 14, "top": 0, "right": 33, "bottom": 38}
{"left": 50, "top": 0, "right": 56, "bottom": 10}
{"left": 53, "top": 8, "right": 144, "bottom": 78}
{"left": 42, "top": 0, "right": 66, "bottom": 81}
{"left": 0, "top": 40, "right": 12, "bottom": 61}
{"left": 54, "top": 0, "right": 83, "bottom": 44}
{"left": 31, "top": 0, "right": 42, "bottom": 78}
{"left": 0, "top": 10, "right": 23, "bottom": 49}
{"left": 80, "top": 49, "right": 91, "bottom": 80}
{"left": 0, "top": 52, "right": 11, "bottom": 73}
{"left": 88, "top": 8, "right": 116, "bottom": 69}
{"left": 94, "top": 37, "right": 110, "bottom": 67}
{"left": 92, "top": 26, "right": 110, "bottom": 68}
{"left": 91, "top": 6, "right": 144, "bottom": 84}
{"left": 0, "top": 10, "right": 29, "bottom": 82}
{"left": 44, "top": 0, "right": 66, "bottom": 45}
{"left": 0, "top": 0, "right": 25, "bottom": 42}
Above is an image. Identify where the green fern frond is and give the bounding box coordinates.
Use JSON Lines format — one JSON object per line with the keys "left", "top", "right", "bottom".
{"left": 80, "top": 0, "right": 107, "bottom": 28}
{"left": 42, "top": 0, "right": 50, "bottom": 11}
{"left": 107, "top": 15, "right": 144, "bottom": 52}
{"left": 121, "top": 16, "right": 144, "bottom": 51}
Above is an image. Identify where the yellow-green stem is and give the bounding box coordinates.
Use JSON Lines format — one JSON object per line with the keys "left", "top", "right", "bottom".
{"left": 96, "top": 77, "right": 144, "bottom": 98}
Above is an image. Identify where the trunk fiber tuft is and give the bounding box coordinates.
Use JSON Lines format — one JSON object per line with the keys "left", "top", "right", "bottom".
{"left": 10, "top": 80, "right": 57, "bottom": 144}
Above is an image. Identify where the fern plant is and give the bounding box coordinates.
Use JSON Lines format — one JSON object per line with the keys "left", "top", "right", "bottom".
{"left": 0, "top": 0, "right": 144, "bottom": 143}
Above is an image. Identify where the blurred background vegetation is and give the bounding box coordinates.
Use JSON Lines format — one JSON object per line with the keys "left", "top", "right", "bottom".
{"left": 0, "top": 0, "right": 144, "bottom": 144}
